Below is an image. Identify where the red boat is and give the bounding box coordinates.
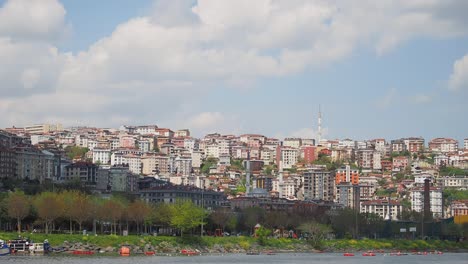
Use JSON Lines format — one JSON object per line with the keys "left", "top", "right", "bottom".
{"left": 180, "top": 249, "right": 199, "bottom": 256}
{"left": 144, "top": 251, "right": 155, "bottom": 256}
{"left": 72, "top": 250, "right": 95, "bottom": 255}
{"left": 362, "top": 252, "right": 376, "bottom": 256}
{"left": 343, "top": 253, "right": 354, "bottom": 256}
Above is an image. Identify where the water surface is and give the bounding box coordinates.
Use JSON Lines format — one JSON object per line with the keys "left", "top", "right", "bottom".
{"left": 2, "top": 253, "right": 467, "bottom": 264}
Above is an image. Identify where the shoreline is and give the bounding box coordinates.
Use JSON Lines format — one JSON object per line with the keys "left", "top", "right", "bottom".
{"left": 1, "top": 232, "right": 467, "bottom": 256}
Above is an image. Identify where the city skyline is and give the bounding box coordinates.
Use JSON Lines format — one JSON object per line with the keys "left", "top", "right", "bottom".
{"left": 0, "top": 0, "right": 467, "bottom": 141}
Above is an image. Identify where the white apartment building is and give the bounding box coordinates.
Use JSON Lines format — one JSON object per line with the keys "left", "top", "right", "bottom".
{"left": 276, "top": 175, "right": 303, "bottom": 200}
{"left": 30, "top": 135, "right": 52, "bottom": 145}
{"left": 339, "top": 139, "right": 355, "bottom": 148}
{"left": 24, "top": 123, "right": 63, "bottom": 134}
{"left": 137, "top": 139, "right": 151, "bottom": 153}
{"left": 184, "top": 138, "right": 199, "bottom": 153}
{"left": 123, "top": 154, "right": 142, "bottom": 174}
{"left": 135, "top": 125, "right": 158, "bottom": 135}
{"left": 414, "top": 174, "right": 434, "bottom": 184}
{"left": 441, "top": 176, "right": 468, "bottom": 189}
{"left": 174, "top": 156, "right": 192, "bottom": 176}
{"left": 191, "top": 150, "right": 204, "bottom": 169}
{"left": 75, "top": 135, "right": 89, "bottom": 148}
{"left": 361, "top": 200, "right": 402, "bottom": 220}
{"left": 110, "top": 138, "right": 120, "bottom": 150}
{"left": 283, "top": 138, "right": 302, "bottom": 148}
{"left": 92, "top": 148, "right": 111, "bottom": 164}
{"left": 410, "top": 187, "right": 443, "bottom": 218}
{"left": 464, "top": 138, "right": 468, "bottom": 150}
{"left": 429, "top": 138, "right": 459, "bottom": 153}
{"left": 87, "top": 140, "right": 98, "bottom": 150}
{"left": 277, "top": 146, "right": 298, "bottom": 170}
{"left": 175, "top": 129, "right": 190, "bottom": 138}
{"left": 373, "top": 152, "right": 382, "bottom": 170}
{"left": 373, "top": 139, "right": 386, "bottom": 153}
{"left": 218, "top": 139, "right": 231, "bottom": 157}
{"left": 205, "top": 143, "right": 219, "bottom": 158}
{"left": 261, "top": 148, "right": 274, "bottom": 165}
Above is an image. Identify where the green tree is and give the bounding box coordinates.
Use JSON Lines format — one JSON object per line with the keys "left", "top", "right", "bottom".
{"left": 201, "top": 157, "right": 218, "bottom": 174}
{"left": 64, "top": 146, "right": 89, "bottom": 160}
{"left": 34, "top": 192, "right": 65, "bottom": 234}
{"left": 170, "top": 200, "right": 207, "bottom": 236}
{"left": 69, "top": 192, "right": 93, "bottom": 232}
{"left": 128, "top": 200, "right": 151, "bottom": 234}
{"left": 298, "top": 221, "right": 332, "bottom": 249}
{"left": 255, "top": 226, "right": 271, "bottom": 246}
{"left": 6, "top": 191, "right": 30, "bottom": 234}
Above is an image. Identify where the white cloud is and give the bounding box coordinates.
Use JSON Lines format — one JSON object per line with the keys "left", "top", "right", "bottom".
{"left": 449, "top": 54, "right": 468, "bottom": 91}
{"left": 1, "top": 0, "right": 468, "bottom": 128}
{"left": 0, "top": 0, "right": 67, "bottom": 42}
{"left": 188, "top": 112, "right": 224, "bottom": 129}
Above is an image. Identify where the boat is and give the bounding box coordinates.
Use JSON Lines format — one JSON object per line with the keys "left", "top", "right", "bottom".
{"left": 72, "top": 250, "right": 95, "bottom": 255}
{"left": 343, "top": 253, "right": 354, "bottom": 256}
{"left": 362, "top": 252, "right": 376, "bottom": 256}
{"left": 144, "top": 251, "right": 155, "bottom": 256}
{"left": 246, "top": 251, "right": 260, "bottom": 255}
{"left": 29, "top": 243, "right": 45, "bottom": 254}
{"left": 8, "top": 239, "right": 30, "bottom": 254}
{"left": 0, "top": 240, "right": 10, "bottom": 256}
{"left": 180, "top": 249, "right": 199, "bottom": 256}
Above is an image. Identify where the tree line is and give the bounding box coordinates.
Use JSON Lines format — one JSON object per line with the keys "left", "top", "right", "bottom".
{"left": 1, "top": 190, "right": 466, "bottom": 242}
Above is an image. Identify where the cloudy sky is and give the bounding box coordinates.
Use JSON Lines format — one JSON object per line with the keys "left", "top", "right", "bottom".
{"left": 0, "top": 0, "right": 467, "bottom": 141}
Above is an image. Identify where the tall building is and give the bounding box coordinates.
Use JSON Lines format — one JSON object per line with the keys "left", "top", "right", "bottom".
{"left": 276, "top": 146, "right": 299, "bottom": 170}
{"left": 335, "top": 165, "right": 359, "bottom": 185}
{"left": 410, "top": 186, "right": 443, "bottom": 218}
{"left": 303, "top": 168, "right": 334, "bottom": 201}
{"left": 335, "top": 182, "right": 360, "bottom": 210}
{"left": 0, "top": 146, "right": 16, "bottom": 178}
{"left": 301, "top": 146, "right": 316, "bottom": 164}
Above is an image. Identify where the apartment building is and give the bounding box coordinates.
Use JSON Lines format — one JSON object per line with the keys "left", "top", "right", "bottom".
{"left": 24, "top": 123, "right": 63, "bottom": 134}
{"left": 335, "top": 165, "right": 359, "bottom": 185}
{"left": 429, "top": 138, "right": 459, "bottom": 154}
{"left": 410, "top": 187, "right": 443, "bottom": 218}
{"left": 361, "top": 200, "right": 402, "bottom": 220}
{"left": 303, "top": 168, "right": 334, "bottom": 201}
{"left": 276, "top": 146, "right": 299, "bottom": 170}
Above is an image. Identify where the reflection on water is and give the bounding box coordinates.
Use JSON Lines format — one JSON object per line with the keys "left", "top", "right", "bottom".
{"left": 2, "top": 253, "right": 467, "bottom": 264}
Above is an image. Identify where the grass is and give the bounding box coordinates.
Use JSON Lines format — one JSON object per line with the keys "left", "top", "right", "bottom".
{"left": 1, "top": 232, "right": 466, "bottom": 251}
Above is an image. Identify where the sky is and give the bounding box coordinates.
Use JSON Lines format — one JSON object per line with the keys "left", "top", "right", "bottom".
{"left": 0, "top": 0, "right": 467, "bottom": 142}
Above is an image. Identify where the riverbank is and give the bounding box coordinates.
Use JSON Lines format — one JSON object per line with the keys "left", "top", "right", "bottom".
{"left": 1, "top": 232, "right": 467, "bottom": 254}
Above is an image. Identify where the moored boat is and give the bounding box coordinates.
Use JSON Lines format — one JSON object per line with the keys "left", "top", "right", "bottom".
{"left": 0, "top": 240, "right": 10, "bottom": 256}
{"left": 343, "top": 253, "right": 354, "bottom": 256}
{"left": 180, "top": 249, "right": 199, "bottom": 256}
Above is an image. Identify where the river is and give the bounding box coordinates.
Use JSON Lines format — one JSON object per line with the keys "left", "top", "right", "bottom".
{"left": 2, "top": 253, "right": 467, "bottom": 264}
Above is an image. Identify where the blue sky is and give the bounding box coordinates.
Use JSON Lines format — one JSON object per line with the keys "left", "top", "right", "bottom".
{"left": 0, "top": 0, "right": 467, "bottom": 142}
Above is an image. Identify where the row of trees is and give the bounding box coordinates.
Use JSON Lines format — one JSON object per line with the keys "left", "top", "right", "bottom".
{"left": 1, "top": 190, "right": 205, "bottom": 236}
{"left": 2, "top": 190, "right": 466, "bottom": 241}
